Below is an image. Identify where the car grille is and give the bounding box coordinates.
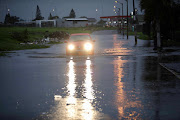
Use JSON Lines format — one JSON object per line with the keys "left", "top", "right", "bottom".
{"left": 76, "top": 46, "right": 82, "bottom": 50}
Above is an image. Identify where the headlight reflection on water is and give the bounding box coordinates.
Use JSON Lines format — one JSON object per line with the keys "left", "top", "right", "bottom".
{"left": 67, "top": 60, "right": 77, "bottom": 117}
{"left": 82, "top": 60, "right": 94, "bottom": 120}
{"left": 66, "top": 59, "right": 95, "bottom": 120}
{"left": 49, "top": 59, "right": 109, "bottom": 120}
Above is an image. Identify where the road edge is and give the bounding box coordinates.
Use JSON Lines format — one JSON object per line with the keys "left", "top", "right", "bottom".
{"left": 159, "top": 63, "right": 180, "bottom": 79}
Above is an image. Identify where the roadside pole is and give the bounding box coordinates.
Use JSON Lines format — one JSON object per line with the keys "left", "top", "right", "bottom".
{"left": 118, "top": 8, "right": 121, "bottom": 33}
{"left": 121, "top": 3, "right": 124, "bottom": 37}
{"left": 126, "top": 0, "right": 129, "bottom": 39}
{"left": 133, "top": 0, "right": 137, "bottom": 44}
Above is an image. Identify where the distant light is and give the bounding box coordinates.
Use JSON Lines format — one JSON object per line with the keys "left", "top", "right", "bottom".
{"left": 114, "top": 21, "right": 116, "bottom": 24}
{"left": 8, "top": 9, "right": 10, "bottom": 12}
{"left": 96, "top": 9, "right": 98, "bottom": 12}
{"left": 115, "top": 1, "right": 118, "bottom": 3}
{"left": 114, "top": 6, "right": 116, "bottom": 8}
{"left": 53, "top": 9, "right": 55, "bottom": 12}
{"left": 113, "top": 9, "right": 115, "bottom": 11}
{"left": 115, "top": 12, "right": 117, "bottom": 14}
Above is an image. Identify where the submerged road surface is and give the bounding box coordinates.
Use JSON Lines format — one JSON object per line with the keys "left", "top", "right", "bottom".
{"left": 0, "top": 30, "right": 180, "bottom": 120}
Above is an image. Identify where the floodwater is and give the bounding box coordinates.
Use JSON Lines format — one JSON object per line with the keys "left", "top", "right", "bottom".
{"left": 0, "top": 30, "right": 180, "bottom": 120}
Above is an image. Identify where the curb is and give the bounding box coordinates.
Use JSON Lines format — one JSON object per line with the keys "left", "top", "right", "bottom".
{"left": 159, "top": 63, "right": 180, "bottom": 79}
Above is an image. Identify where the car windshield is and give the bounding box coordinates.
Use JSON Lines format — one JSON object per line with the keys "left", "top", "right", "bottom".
{"left": 69, "top": 35, "right": 91, "bottom": 41}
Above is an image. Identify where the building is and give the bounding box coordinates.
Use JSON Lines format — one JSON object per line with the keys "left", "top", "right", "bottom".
{"left": 14, "top": 17, "right": 97, "bottom": 28}
{"left": 87, "top": 18, "right": 97, "bottom": 25}
{"left": 57, "top": 18, "right": 88, "bottom": 27}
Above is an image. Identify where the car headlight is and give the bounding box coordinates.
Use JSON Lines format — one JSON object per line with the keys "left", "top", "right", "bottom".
{"left": 68, "top": 44, "right": 75, "bottom": 50}
{"left": 84, "top": 43, "right": 92, "bottom": 51}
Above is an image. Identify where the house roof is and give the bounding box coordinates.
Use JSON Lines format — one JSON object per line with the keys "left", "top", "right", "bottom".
{"left": 65, "top": 18, "right": 88, "bottom": 21}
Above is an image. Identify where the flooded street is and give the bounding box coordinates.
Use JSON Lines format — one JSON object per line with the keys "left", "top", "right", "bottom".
{"left": 0, "top": 30, "right": 180, "bottom": 120}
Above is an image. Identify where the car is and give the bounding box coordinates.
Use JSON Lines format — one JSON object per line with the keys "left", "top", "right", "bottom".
{"left": 65, "top": 33, "right": 95, "bottom": 56}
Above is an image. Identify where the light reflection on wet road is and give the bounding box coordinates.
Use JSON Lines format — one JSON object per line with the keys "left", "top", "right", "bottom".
{"left": 0, "top": 30, "right": 180, "bottom": 120}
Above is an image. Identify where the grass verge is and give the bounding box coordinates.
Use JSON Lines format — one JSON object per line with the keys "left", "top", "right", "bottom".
{"left": 0, "top": 26, "right": 117, "bottom": 53}
{"left": 128, "top": 32, "right": 151, "bottom": 40}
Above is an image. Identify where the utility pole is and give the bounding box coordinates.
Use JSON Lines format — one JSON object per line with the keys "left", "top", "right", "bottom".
{"left": 115, "top": 0, "right": 127, "bottom": 38}
{"left": 118, "top": 8, "right": 121, "bottom": 33}
{"left": 121, "top": 3, "right": 124, "bottom": 37}
{"left": 133, "top": 0, "right": 137, "bottom": 44}
{"left": 126, "top": 0, "right": 129, "bottom": 39}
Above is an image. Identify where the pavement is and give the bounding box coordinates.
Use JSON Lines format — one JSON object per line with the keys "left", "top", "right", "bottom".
{"left": 0, "top": 30, "right": 180, "bottom": 120}
{"left": 157, "top": 47, "right": 180, "bottom": 79}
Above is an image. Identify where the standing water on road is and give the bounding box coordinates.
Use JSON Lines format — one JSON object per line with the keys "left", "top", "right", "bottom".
{"left": 0, "top": 30, "right": 180, "bottom": 120}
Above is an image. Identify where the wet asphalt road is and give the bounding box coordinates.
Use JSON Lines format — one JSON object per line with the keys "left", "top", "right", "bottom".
{"left": 0, "top": 30, "right": 180, "bottom": 120}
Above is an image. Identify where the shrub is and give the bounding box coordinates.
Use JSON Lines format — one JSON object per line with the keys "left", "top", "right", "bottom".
{"left": 11, "top": 29, "right": 29, "bottom": 42}
{"left": 49, "top": 31, "right": 69, "bottom": 40}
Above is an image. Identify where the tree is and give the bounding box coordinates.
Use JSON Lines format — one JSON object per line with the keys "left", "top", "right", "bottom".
{"left": 139, "top": 0, "right": 177, "bottom": 49}
{"left": 51, "top": 16, "right": 59, "bottom": 19}
{"left": 96, "top": 19, "right": 106, "bottom": 26}
{"left": 4, "top": 13, "right": 19, "bottom": 24}
{"left": 33, "top": 5, "right": 44, "bottom": 20}
{"left": 4, "top": 13, "right": 10, "bottom": 24}
{"left": 48, "top": 13, "right": 59, "bottom": 20}
{"left": 48, "top": 13, "right": 53, "bottom": 20}
{"left": 80, "top": 16, "right": 87, "bottom": 18}
{"left": 69, "top": 9, "right": 76, "bottom": 18}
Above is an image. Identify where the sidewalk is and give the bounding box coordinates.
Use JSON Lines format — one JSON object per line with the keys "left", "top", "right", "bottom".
{"left": 159, "top": 47, "right": 180, "bottom": 79}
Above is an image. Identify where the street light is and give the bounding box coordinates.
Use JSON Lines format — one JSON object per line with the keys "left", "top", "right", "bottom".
{"left": 96, "top": 9, "right": 98, "bottom": 20}
{"left": 120, "top": 3, "right": 124, "bottom": 36}
{"left": 115, "top": 0, "right": 128, "bottom": 39}
{"left": 114, "top": 7, "right": 121, "bottom": 33}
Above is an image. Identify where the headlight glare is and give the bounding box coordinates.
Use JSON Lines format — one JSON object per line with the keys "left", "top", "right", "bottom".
{"left": 84, "top": 43, "right": 92, "bottom": 51}
{"left": 68, "top": 44, "right": 75, "bottom": 50}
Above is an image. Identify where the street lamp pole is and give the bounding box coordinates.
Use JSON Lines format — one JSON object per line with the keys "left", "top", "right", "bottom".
{"left": 121, "top": 3, "right": 124, "bottom": 37}
{"left": 133, "top": 0, "right": 137, "bottom": 44}
{"left": 114, "top": 5, "right": 121, "bottom": 33}
{"left": 126, "top": 0, "right": 129, "bottom": 39}
{"left": 118, "top": 8, "right": 121, "bottom": 33}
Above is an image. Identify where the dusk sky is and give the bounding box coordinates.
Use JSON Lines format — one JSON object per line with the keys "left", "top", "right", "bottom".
{"left": 0, "top": 0, "right": 141, "bottom": 22}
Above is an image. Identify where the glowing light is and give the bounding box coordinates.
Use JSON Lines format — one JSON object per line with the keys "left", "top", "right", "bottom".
{"left": 84, "top": 60, "right": 94, "bottom": 99}
{"left": 67, "top": 60, "right": 77, "bottom": 117}
{"left": 68, "top": 44, "right": 75, "bottom": 50}
{"left": 84, "top": 43, "right": 92, "bottom": 51}
{"left": 67, "top": 60, "right": 76, "bottom": 101}
{"left": 82, "top": 60, "right": 94, "bottom": 120}
{"left": 114, "top": 6, "right": 116, "bottom": 8}
{"left": 54, "top": 95, "right": 62, "bottom": 101}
